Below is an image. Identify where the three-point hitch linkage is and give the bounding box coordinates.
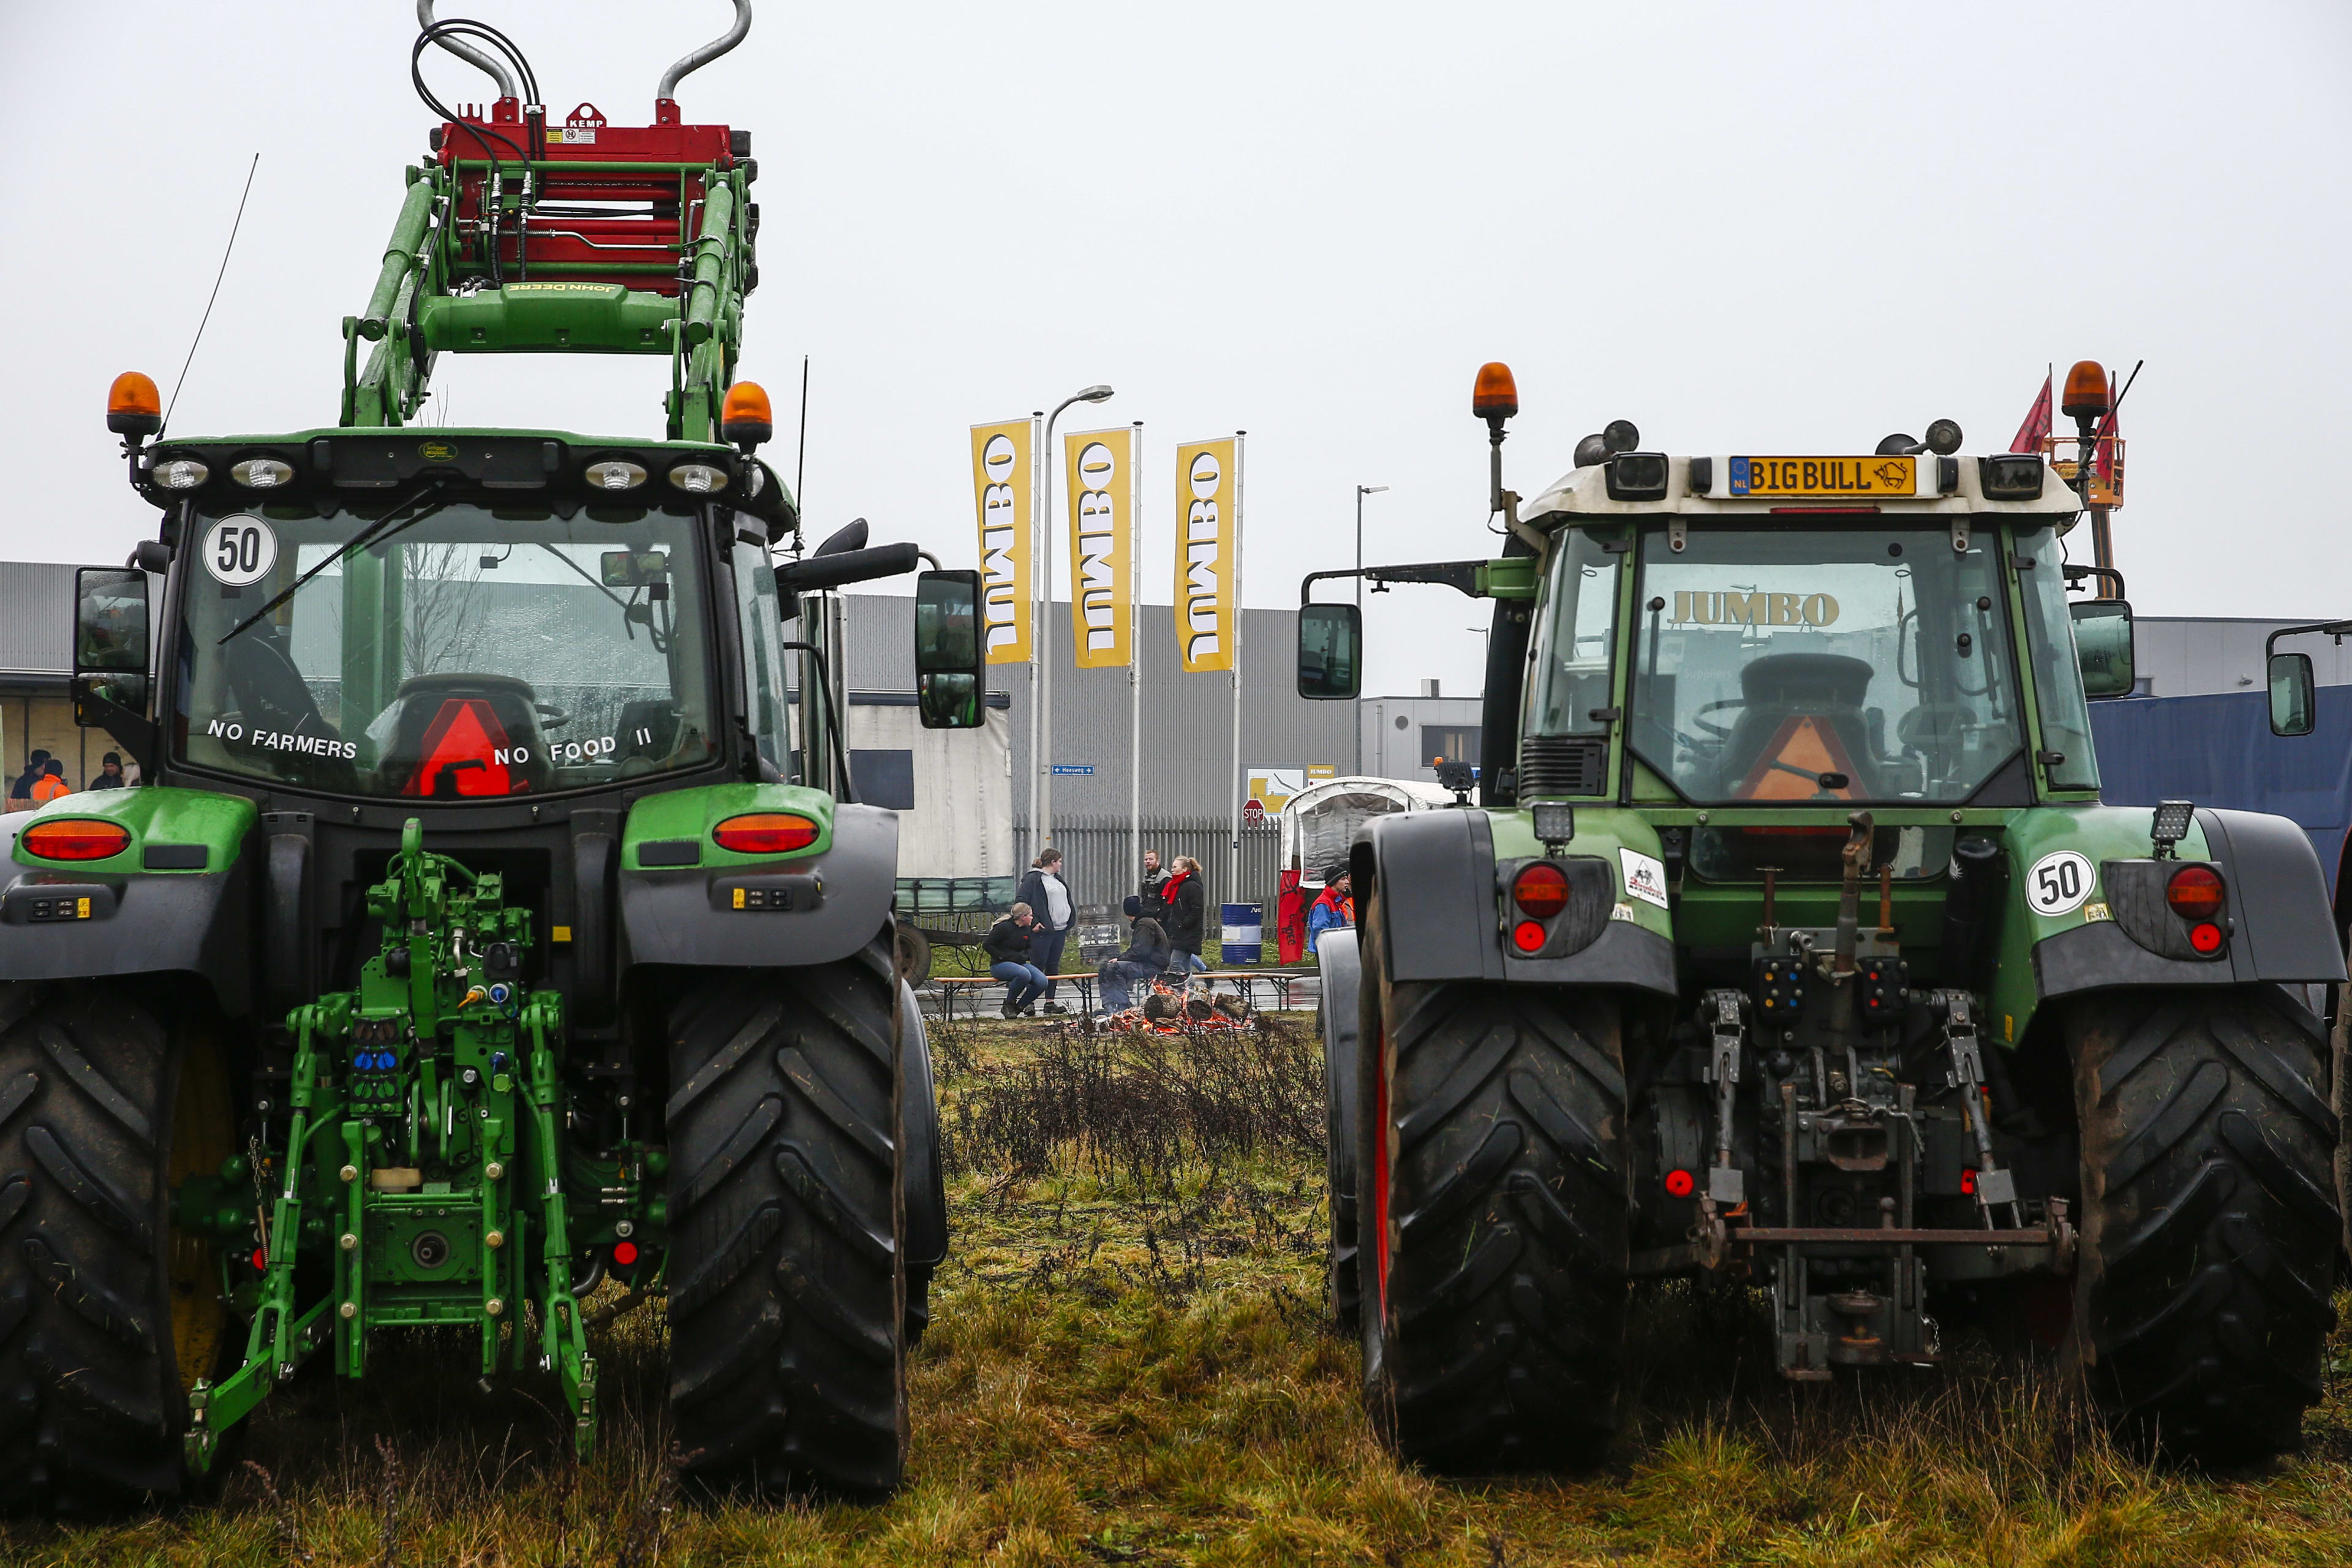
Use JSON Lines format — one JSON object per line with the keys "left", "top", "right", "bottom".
{"left": 179, "top": 822, "right": 638, "bottom": 1468}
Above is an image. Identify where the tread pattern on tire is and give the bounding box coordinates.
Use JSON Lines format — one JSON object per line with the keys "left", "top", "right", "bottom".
{"left": 2071, "top": 987, "right": 2341, "bottom": 1463}
{"left": 1359, "top": 896, "right": 1627, "bottom": 1473}
{"left": 1318, "top": 930, "right": 1362, "bottom": 1332}
{"left": 665, "top": 940, "right": 907, "bottom": 1496}
{"left": 0, "top": 982, "right": 190, "bottom": 1513}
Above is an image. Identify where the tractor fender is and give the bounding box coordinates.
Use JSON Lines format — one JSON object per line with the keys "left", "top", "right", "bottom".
{"left": 1354, "top": 809, "right": 1675, "bottom": 993}
{"left": 2034, "top": 807, "right": 2346, "bottom": 998}
{"left": 897, "top": 976, "right": 948, "bottom": 1268}
{"left": 619, "top": 802, "right": 898, "bottom": 970}
{"left": 0, "top": 852, "right": 252, "bottom": 1015}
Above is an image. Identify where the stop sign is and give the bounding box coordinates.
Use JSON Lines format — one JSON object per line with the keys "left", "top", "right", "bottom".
{"left": 1242, "top": 797, "right": 1265, "bottom": 824}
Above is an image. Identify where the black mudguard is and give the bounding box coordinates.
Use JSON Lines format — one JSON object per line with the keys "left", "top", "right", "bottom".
{"left": 1353, "top": 809, "right": 1676, "bottom": 995}
{"left": 0, "top": 850, "right": 252, "bottom": 1015}
{"left": 2035, "top": 807, "right": 2347, "bottom": 998}
{"left": 620, "top": 802, "right": 899, "bottom": 971}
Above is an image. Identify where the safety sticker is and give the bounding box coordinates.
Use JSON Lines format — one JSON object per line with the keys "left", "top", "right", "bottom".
{"left": 2024, "top": 850, "right": 2095, "bottom": 917}
{"left": 2081, "top": 901, "right": 2112, "bottom": 923}
{"left": 1609, "top": 901, "right": 1637, "bottom": 922}
{"left": 202, "top": 515, "right": 277, "bottom": 587}
{"left": 1620, "top": 848, "right": 1670, "bottom": 910}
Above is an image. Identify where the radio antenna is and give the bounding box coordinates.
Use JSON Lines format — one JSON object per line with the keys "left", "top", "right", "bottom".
{"left": 794, "top": 354, "right": 810, "bottom": 519}
{"left": 160, "top": 153, "right": 260, "bottom": 438}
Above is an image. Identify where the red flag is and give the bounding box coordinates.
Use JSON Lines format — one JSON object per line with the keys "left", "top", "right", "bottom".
{"left": 2008, "top": 372, "right": 2052, "bottom": 453}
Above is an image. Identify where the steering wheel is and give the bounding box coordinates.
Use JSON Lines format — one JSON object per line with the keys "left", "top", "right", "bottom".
{"left": 1897, "top": 702, "right": 1978, "bottom": 753}
{"left": 1690, "top": 698, "right": 1744, "bottom": 739}
{"left": 533, "top": 701, "right": 570, "bottom": 729}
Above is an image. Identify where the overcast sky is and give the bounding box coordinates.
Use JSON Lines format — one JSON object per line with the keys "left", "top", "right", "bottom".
{"left": 4, "top": 1, "right": 2347, "bottom": 698}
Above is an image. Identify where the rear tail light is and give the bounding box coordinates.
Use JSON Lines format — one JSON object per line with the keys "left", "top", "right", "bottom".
{"left": 2165, "top": 864, "right": 2225, "bottom": 921}
{"left": 21, "top": 819, "right": 131, "bottom": 861}
{"left": 1511, "top": 862, "right": 1570, "bottom": 919}
{"left": 712, "top": 812, "right": 820, "bottom": 855}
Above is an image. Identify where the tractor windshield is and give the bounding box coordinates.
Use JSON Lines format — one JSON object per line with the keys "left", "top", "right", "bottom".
{"left": 172, "top": 500, "right": 722, "bottom": 797}
{"left": 1626, "top": 526, "right": 2024, "bottom": 805}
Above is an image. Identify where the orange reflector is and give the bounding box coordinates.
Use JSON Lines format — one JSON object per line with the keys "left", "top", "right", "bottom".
{"left": 21, "top": 818, "right": 130, "bottom": 861}
{"left": 712, "top": 812, "right": 820, "bottom": 855}
{"left": 107, "top": 371, "right": 162, "bottom": 437}
{"left": 1472, "top": 361, "right": 1519, "bottom": 421}
{"left": 1510, "top": 919, "right": 1547, "bottom": 954}
{"left": 721, "top": 380, "right": 775, "bottom": 447}
{"left": 2061, "top": 360, "right": 2109, "bottom": 420}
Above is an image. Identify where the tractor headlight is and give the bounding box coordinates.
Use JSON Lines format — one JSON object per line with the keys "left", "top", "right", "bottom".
{"left": 667, "top": 462, "right": 728, "bottom": 495}
{"left": 153, "top": 457, "right": 210, "bottom": 490}
{"left": 231, "top": 458, "right": 295, "bottom": 489}
{"left": 585, "top": 459, "right": 647, "bottom": 491}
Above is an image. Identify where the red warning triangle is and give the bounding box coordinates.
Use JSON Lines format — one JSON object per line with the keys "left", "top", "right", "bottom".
{"left": 409, "top": 698, "right": 515, "bottom": 797}
{"left": 1735, "top": 714, "right": 1860, "bottom": 801}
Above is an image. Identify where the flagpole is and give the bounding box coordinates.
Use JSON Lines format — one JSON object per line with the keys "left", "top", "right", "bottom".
{"left": 1024, "top": 411, "right": 1042, "bottom": 869}
{"left": 1129, "top": 421, "right": 1143, "bottom": 919}
{"left": 1228, "top": 431, "right": 1245, "bottom": 920}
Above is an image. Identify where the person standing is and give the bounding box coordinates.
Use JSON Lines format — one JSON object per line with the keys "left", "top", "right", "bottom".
{"left": 88, "top": 752, "right": 127, "bottom": 790}
{"left": 29, "top": 760, "right": 70, "bottom": 805}
{"left": 1015, "top": 848, "right": 1076, "bottom": 1014}
{"left": 1159, "top": 854, "right": 1210, "bottom": 980}
{"left": 982, "top": 902, "right": 1049, "bottom": 1019}
{"left": 1095, "top": 916, "right": 1170, "bottom": 1015}
{"left": 1307, "top": 865, "right": 1355, "bottom": 956}
{"left": 1135, "top": 850, "right": 1169, "bottom": 925}
{"left": 7, "top": 749, "right": 48, "bottom": 812}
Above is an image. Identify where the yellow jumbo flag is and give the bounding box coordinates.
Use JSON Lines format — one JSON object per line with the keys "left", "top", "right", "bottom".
{"left": 970, "top": 419, "right": 1036, "bottom": 665}
{"left": 1065, "top": 427, "right": 1135, "bottom": 669}
{"left": 1174, "top": 435, "right": 1239, "bottom": 673}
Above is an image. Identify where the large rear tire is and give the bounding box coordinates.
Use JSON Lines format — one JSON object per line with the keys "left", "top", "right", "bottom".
{"left": 1356, "top": 888, "right": 1628, "bottom": 1472}
{"left": 1317, "top": 930, "right": 1362, "bottom": 1331}
{"left": 2070, "top": 986, "right": 2340, "bottom": 1464}
{"left": 0, "top": 981, "right": 233, "bottom": 1515}
{"left": 665, "top": 938, "right": 907, "bottom": 1496}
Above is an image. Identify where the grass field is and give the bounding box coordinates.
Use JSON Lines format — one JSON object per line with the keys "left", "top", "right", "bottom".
{"left": 9, "top": 1011, "right": 2350, "bottom": 1566}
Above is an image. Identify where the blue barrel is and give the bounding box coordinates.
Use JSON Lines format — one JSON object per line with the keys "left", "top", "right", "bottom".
{"left": 1220, "top": 902, "right": 1263, "bottom": 966}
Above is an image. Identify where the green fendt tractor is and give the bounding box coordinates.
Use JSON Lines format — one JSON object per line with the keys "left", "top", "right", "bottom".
{"left": 1302, "top": 360, "right": 2345, "bottom": 1469}
{"left": 0, "top": 4, "right": 996, "bottom": 1512}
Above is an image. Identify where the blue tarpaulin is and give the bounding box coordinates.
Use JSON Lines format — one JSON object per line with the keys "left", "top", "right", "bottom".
{"left": 2089, "top": 687, "right": 2352, "bottom": 897}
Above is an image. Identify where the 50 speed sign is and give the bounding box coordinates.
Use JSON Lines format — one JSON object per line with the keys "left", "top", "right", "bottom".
{"left": 2024, "top": 850, "right": 2096, "bottom": 916}
{"left": 202, "top": 516, "right": 278, "bottom": 587}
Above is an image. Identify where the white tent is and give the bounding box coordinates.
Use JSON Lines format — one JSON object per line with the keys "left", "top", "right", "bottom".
{"left": 1279, "top": 775, "right": 1455, "bottom": 891}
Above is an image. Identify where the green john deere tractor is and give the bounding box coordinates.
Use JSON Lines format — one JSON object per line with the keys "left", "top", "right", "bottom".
{"left": 1302, "top": 360, "right": 2345, "bottom": 1469}
{"left": 0, "top": 4, "right": 994, "bottom": 1511}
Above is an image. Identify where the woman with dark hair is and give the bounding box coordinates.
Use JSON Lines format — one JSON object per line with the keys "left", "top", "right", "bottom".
{"left": 1015, "top": 847, "right": 1076, "bottom": 1013}
{"left": 982, "top": 902, "right": 1048, "bottom": 1019}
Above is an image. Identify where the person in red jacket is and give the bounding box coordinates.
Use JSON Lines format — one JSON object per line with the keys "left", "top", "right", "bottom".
{"left": 1306, "top": 865, "right": 1354, "bottom": 956}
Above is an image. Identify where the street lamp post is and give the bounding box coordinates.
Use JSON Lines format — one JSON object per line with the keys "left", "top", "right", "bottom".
{"left": 1354, "top": 484, "right": 1387, "bottom": 777}
{"left": 1035, "top": 383, "right": 1115, "bottom": 859}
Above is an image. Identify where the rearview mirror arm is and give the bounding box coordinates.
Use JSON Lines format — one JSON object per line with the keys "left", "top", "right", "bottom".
{"left": 1299, "top": 557, "right": 1539, "bottom": 605}
{"left": 780, "top": 639, "right": 859, "bottom": 804}
{"left": 70, "top": 678, "right": 158, "bottom": 780}
{"left": 2264, "top": 619, "right": 2352, "bottom": 662}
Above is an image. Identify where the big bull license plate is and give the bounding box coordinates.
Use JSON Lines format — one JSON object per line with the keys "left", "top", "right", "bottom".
{"left": 1729, "top": 456, "right": 1915, "bottom": 497}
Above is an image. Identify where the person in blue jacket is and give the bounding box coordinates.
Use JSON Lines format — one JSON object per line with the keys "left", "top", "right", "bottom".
{"left": 1306, "top": 865, "right": 1354, "bottom": 956}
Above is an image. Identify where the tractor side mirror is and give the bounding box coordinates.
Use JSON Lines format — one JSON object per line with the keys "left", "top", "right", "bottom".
{"left": 2269, "top": 651, "right": 2316, "bottom": 737}
{"left": 914, "top": 569, "right": 986, "bottom": 729}
{"left": 73, "top": 567, "right": 149, "bottom": 718}
{"left": 1297, "top": 602, "right": 1361, "bottom": 699}
{"left": 2069, "top": 598, "right": 2135, "bottom": 698}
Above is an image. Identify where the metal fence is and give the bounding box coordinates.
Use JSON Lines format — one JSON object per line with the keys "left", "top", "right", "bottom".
{"left": 1013, "top": 814, "right": 1283, "bottom": 917}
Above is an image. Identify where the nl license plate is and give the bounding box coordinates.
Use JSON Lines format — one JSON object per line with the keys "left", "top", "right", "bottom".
{"left": 1729, "top": 456, "right": 1916, "bottom": 498}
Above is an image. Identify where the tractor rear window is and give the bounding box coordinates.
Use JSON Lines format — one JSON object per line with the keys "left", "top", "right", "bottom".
{"left": 172, "top": 502, "right": 719, "bottom": 798}
{"left": 1627, "top": 527, "right": 2024, "bottom": 805}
